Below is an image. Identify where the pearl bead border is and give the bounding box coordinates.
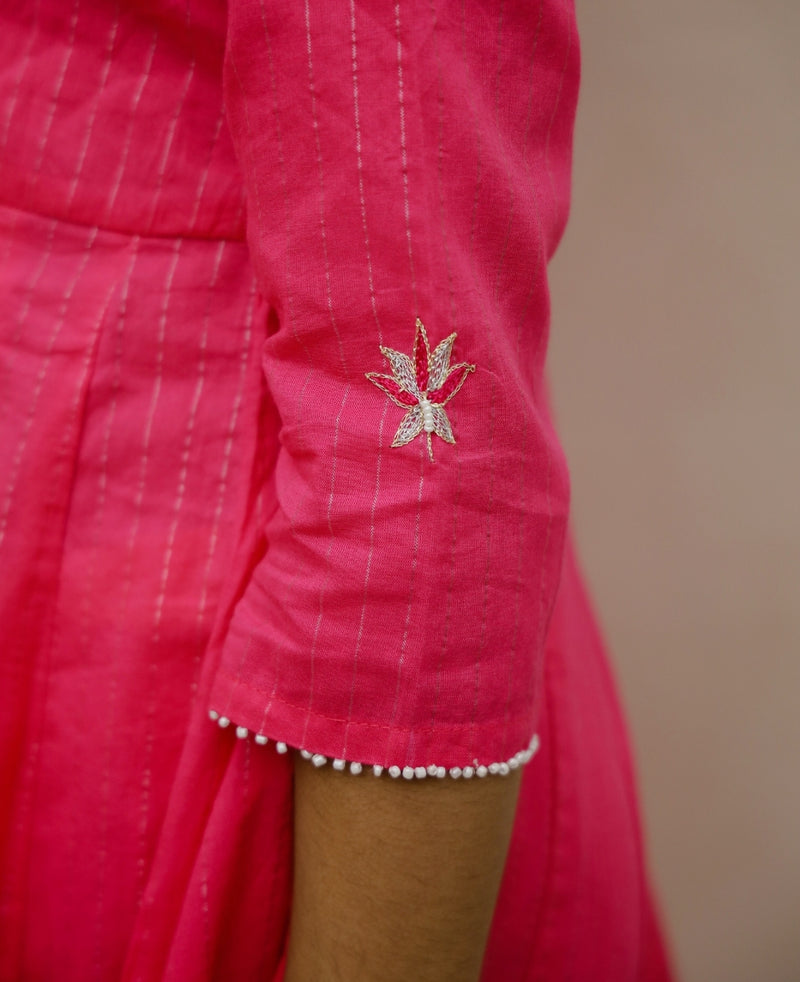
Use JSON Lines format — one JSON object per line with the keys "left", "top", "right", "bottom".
{"left": 208, "top": 710, "right": 539, "bottom": 778}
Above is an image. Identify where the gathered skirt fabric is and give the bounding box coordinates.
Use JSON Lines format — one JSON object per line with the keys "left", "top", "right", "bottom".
{"left": 0, "top": 205, "right": 673, "bottom": 980}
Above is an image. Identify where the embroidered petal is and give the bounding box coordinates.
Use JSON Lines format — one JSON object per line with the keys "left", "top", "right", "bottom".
{"left": 380, "top": 346, "right": 420, "bottom": 398}
{"left": 391, "top": 404, "right": 424, "bottom": 447}
{"left": 365, "top": 372, "right": 419, "bottom": 408}
{"left": 428, "top": 332, "right": 457, "bottom": 390}
{"left": 430, "top": 404, "right": 455, "bottom": 443}
{"left": 413, "top": 317, "right": 431, "bottom": 392}
{"left": 429, "top": 361, "right": 475, "bottom": 405}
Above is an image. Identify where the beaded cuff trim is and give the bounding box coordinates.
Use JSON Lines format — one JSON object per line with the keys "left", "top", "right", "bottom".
{"left": 208, "top": 710, "right": 539, "bottom": 778}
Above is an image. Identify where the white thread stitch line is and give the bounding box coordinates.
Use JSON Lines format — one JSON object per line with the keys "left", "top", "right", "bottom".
{"left": 208, "top": 710, "right": 539, "bottom": 778}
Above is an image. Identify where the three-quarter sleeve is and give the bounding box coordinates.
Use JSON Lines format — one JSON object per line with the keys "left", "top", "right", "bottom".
{"left": 206, "top": 0, "right": 580, "bottom": 777}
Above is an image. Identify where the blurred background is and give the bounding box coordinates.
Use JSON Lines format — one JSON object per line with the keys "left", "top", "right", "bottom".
{"left": 547, "top": 2, "right": 800, "bottom": 980}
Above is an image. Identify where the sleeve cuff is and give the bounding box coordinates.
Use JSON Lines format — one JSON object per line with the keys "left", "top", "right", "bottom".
{"left": 208, "top": 709, "right": 539, "bottom": 780}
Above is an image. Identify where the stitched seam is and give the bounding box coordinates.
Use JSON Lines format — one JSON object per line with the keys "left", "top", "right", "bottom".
{"left": 212, "top": 669, "right": 534, "bottom": 735}
{"left": 0, "top": 199, "right": 245, "bottom": 244}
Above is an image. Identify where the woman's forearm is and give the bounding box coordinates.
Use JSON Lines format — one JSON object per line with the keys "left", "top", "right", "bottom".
{"left": 283, "top": 756, "right": 523, "bottom": 982}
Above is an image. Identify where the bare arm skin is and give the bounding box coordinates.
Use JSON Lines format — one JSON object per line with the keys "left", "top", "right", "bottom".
{"left": 283, "top": 757, "right": 523, "bottom": 982}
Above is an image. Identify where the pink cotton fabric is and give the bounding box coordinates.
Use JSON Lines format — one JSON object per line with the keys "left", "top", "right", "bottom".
{"left": 210, "top": 0, "right": 573, "bottom": 771}
{"left": 0, "top": 2, "right": 677, "bottom": 980}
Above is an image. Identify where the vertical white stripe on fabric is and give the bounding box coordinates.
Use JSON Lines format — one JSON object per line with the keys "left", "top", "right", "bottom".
{"left": 527, "top": 7, "right": 574, "bottom": 719}
{"left": 465, "top": 1, "right": 507, "bottom": 759}
{"left": 103, "top": 29, "right": 158, "bottom": 222}
{"left": 0, "top": 218, "right": 57, "bottom": 426}
{"left": 47, "top": 276, "right": 118, "bottom": 979}
{"left": 424, "top": 2, "right": 462, "bottom": 735}
{"left": 0, "top": 224, "right": 101, "bottom": 964}
{"left": 0, "top": 0, "right": 42, "bottom": 150}
{"left": 64, "top": 7, "right": 120, "bottom": 214}
{"left": 384, "top": 2, "right": 427, "bottom": 762}
{"left": 194, "top": 267, "right": 256, "bottom": 655}
{"left": 224, "top": 36, "right": 314, "bottom": 735}
{"left": 499, "top": 1, "right": 546, "bottom": 754}
{"left": 151, "top": 241, "right": 225, "bottom": 646}
{"left": 134, "top": 238, "right": 183, "bottom": 902}
{"left": 0, "top": 225, "right": 98, "bottom": 551}
{"left": 394, "top": 1, "right": 417, "bottom": 314}
{"left": 29, "top": 0, "right": 80, "bottom": 192}
{"left": 544, "top": 3, "right": 574, "bottom": 217}
{"left": 349, "top": 0, "right": 382, "bottom": 341}
{"left": 89, "top": 237, "right": 141, "bottom": 969}
{"left": 297, "top": 0, "right": 353, "bottom": 749}
{"left": 340, "top": 0, "right": 389, "bottom": 759}
{"left": 188, "top": 101, "right": 226, "bottom": 233}
{"left": 492, "top": 1, "right": 545, "bottom": 305}
{"left": 146, "top": 1, "right": 196, "bottom": 233}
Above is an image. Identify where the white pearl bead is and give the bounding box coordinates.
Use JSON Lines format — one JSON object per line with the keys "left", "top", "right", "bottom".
{"left": 276, "top": 742, "right": 288, "bottom": 754}
{"left": 300, "top": 749, "right": 312, "bottom": 760}
{"left": 427, "top": 764, "right": 439, "bottom": 777}
{"left": 350, "top": 761, "right": 363, "bottom": 775}
{"left": 217, "top": 716, "right": 230, "bottom": 728}
{"left": 476, "top": 765, "right": 488, "bottom": 778}
{"left": 414, "top": 766, "right": 427, "bottom": 779}
{"left": 449, "top": 767, "right": 462, "bottom": 778}
{"left": 462, "top": 766, "right": 474, "bottom": 779}
{"left": 498, "top": 761, "right": 510, "bottom": 776}
{"left": 488, "top": 762, "right": 500, "bottom": 774}
{"left": 402, "top": 767, "right": 415, "bottom": 780}
{"left": 208, "top": 710, "right": 219, "bottom": 721}
{"left": 255, "top": 734, "right": 268, "bottom": 746}
{"left": 372, "top": 764, "right": 384, "bottom": 777}
{"left": 436, "top": 766, "right": 446, "bottom": 779}
{"left": 388, "top": 765, "right": 401, "bottom": 779}
{"left": 311, "top": 754, "right": 327, "bottom": 767}
{"left": 332, "top": 758, "right": 346, "bottom": 771}
{"left": 235, "top": 726, "right": 249, "bottom": 739}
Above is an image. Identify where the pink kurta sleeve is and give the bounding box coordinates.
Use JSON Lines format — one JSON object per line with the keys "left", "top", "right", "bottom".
{"left": 206, "top": 0, "right": 580, "bottom": 777}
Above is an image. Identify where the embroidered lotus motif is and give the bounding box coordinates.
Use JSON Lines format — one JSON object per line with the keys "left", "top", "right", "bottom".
{"left": 365, "top": 318, "right": 476, "bottom": 461}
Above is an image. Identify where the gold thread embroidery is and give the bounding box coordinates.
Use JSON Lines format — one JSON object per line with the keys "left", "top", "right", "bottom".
{"left": 365, "top": 318, "right": 475, "bottom": 461}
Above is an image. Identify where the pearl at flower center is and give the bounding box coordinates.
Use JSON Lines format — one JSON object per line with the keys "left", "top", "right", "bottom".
{"left": 419, "top": 396, "right": 435, "bottom": 433}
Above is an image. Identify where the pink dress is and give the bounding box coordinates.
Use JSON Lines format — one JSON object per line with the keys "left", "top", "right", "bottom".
{"left": 0, "top": 1, "right": 676, "bottom": 979}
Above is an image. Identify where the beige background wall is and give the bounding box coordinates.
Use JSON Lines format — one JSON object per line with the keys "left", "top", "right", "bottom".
{"left": 547, "top": 2, "right": 800, "bottom": 980}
